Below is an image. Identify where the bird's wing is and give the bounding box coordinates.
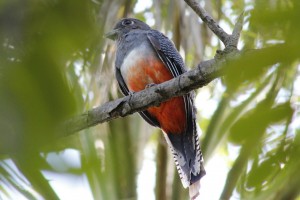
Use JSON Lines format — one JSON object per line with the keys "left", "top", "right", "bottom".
{"left": 146, "top": 31, "right": 186, "bottom": 76}
{"left": 147, "top": 30, "right": 205, "bottom": 187}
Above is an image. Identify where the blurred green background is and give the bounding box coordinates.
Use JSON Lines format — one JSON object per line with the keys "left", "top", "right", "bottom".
{"left": 0, "top": 0, "right": 299, "bottom": 199}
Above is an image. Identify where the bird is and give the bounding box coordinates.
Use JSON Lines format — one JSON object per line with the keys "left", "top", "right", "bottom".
{"left": 106, "top": 18, "right": 205, "bottom": 199}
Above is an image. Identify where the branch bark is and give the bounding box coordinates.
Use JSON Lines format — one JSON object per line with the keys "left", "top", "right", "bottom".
{"left": 64, "top": 58, "right": 224, "bottom": 135}
{"left": 63, "top": 1, "right": 244, "bottom": 136}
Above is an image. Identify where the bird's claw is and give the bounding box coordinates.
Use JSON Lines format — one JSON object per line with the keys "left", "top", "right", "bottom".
{"left": 128, "top": 91, "right": 135, "bottom": 96}
{"left": 145, "top": 83, "right": 156, "bottom": 89}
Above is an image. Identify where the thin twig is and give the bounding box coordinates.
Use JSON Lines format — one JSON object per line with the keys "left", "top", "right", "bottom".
{"left": 184, "top": 0, "right": 230, "bottom": 45}
{"left": 227, "top": 12, "right": 245, "bottom": 48}
{"left": 184, "top": 0, "right": 244, "bottom": 49}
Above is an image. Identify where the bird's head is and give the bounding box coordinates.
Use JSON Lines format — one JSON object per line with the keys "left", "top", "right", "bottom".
{"left": 105, "top": 18, "right": 150, "bottom": 41}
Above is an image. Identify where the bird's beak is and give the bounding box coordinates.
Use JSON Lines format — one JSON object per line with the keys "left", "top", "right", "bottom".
{"left": 105, "top": 28, "right": 120, "bottom": 41}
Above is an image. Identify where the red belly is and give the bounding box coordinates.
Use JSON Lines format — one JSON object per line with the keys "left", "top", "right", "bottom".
{"left": 126, "top": 58, "right": 186, "bottom": 134}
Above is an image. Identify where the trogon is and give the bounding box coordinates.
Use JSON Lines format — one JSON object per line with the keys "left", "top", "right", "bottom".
{"left": 106, "top": 18, "right": 206, "bottom": 199}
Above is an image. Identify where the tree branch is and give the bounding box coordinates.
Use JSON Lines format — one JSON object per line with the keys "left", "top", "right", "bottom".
{"left": 64, "top": 58, "right": 224, "bottom": 135}
{"left": 63, "top": 1, "right": 245, "bottom": 137}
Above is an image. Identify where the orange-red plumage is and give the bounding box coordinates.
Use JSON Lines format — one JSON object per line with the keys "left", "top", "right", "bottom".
{"left": 126, "top": 58, "right": 186, "bottom": 134}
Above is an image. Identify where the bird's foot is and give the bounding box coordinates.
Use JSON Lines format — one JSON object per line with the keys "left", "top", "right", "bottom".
{"left": 128, "top": 91, "right": 135, "bottom": 95}
{"left": 145, "top": 83, "right": 161, "bottom": 107}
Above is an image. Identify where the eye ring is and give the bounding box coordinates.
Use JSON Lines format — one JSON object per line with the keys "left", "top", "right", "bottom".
{"left": 122, "top": 19, "right": 134, "bottom": 26}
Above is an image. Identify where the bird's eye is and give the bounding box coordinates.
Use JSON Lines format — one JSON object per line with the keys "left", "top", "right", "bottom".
{"left": 122, "top": 20, "right": 134, "bottom": 26}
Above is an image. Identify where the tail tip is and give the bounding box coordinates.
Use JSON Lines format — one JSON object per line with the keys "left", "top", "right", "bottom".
{"left": 189, "top": 180, "right": 201, "bottom": 200}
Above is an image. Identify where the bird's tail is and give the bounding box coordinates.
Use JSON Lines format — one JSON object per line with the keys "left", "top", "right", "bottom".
{"left": 189, "top": 180, "right": 201, "bottom": 200}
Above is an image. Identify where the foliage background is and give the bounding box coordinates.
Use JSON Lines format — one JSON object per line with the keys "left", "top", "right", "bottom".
{"left": 0, "top": 0, "right": 299, "bottom": 199}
